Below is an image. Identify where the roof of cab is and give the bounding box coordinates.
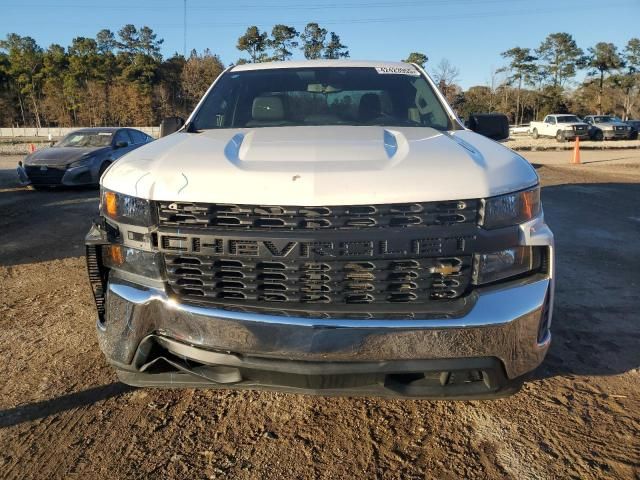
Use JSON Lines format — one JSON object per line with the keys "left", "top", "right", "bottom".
{"left": 230, "top": 59, "right": 420, "bottom": 72}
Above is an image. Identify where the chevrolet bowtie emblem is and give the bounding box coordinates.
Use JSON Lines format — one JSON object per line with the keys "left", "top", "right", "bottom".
{"left": 430, "top": 263, "right": 462, "bottom": 275}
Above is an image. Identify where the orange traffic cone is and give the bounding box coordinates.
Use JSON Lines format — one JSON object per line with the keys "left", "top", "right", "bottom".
{"left": 28, "top": 143, "right": 35, "bottom": 153}
{"left": 572, "top": 137, "right": 581, "bottom": 164}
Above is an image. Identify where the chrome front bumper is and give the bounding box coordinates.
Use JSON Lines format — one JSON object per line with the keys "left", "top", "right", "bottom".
{"left": 100, "top": 275, "right": 551, "bottom": 382}
{"left": 602, "top": 130, "right": 628, "bottom": 139}
{"left": 564, "top": 130, "right": 588, "bottom": 139}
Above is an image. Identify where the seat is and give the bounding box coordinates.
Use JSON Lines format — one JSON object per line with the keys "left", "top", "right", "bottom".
{"left": 246, "top": 96, "right": 286, "bottom": 126}
{"left": 358, "top": 93, "right": 382, "bottom": 122}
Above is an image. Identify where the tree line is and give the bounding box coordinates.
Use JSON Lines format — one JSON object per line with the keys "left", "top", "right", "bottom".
{"left": 454, "top": 33, "right": 640, "bottom": 123}
{"left": 0, "top": 22, "right": 351, "bottom": 128}
{"left": 1, "top": 26, "right": 638, "bottom": 128}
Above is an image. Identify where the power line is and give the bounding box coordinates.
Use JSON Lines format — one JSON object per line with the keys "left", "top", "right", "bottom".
{"left": 130, "top": 2, "right": 639, "bottom": 29}
{"left": 1, "top": 0, "right": 610, "bottom": 10}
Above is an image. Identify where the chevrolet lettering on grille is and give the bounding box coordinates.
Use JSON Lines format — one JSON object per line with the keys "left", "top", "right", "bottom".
{"left": 158, "top": 233, "right": 477, "bottom": 259}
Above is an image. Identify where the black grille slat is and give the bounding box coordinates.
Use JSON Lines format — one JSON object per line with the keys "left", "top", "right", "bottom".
{"left": 158, "top": 200, "right": 479, "bottom": 230}
{"left": 85, "top": 245, "right": 106, "bottom": 321}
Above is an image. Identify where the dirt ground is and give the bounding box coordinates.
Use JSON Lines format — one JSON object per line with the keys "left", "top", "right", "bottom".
{"left": 0, "top": 151, "right": 639, "bottom": 480}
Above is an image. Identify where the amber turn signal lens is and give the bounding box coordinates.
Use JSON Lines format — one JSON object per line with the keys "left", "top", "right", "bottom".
{"left": 522, "top": 189, "right": 536, "bottom": 218}
{"left": 104, "top": 191, "right": 117, "bottom": 218}
{"left": 107, "top": 245, "right": 125, "bottom": 266}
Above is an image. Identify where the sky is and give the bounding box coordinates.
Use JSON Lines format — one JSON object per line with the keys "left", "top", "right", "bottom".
{"left": 1, "top": 0, "right": 639, "bottom": 88}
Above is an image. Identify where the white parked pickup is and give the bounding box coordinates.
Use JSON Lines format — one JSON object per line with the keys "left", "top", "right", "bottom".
{"left": 529, "top": 114, "right": 590, "bottom": 142}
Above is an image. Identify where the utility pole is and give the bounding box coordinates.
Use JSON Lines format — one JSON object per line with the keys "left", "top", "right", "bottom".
{"left": 183, "top": 0, "right": 187, "bottom": 58}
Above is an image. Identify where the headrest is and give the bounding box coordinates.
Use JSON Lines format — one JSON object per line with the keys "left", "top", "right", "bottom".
{"left": 358, "top": 93, "right": 381, "bottom": 120}
{"left": 252, "top": 96, "right": 284, "bottom": 121}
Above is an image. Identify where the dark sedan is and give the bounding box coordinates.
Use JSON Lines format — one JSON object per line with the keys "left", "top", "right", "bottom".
{"left": 22, "top": 127, "right": 153, "bottom": 187}
{"left": 627, "top": 120, "right": 640, "bottom": 140}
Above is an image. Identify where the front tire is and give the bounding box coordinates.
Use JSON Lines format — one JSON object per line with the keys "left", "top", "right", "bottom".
{"left": 556, "top": 131, "right": 565, "bottom": 142}
{"left": 594, "top": 130, "right": 604, "bottom": 142}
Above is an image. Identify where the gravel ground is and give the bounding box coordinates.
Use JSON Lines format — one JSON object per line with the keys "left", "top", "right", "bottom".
{"left": 0, "top": 142, "right": 50, "bottom": 156}
{"left": 0, "top": 152, "right": 639, "bottom": 479}
{"left": 505, "top": 134, "right": 640, "bottom": 151}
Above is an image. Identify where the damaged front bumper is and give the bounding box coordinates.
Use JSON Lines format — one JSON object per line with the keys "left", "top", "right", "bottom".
{"left": 94, "top": 271, "right": 551, "bottom": 399}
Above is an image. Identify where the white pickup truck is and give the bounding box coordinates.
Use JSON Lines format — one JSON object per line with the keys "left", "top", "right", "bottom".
{"left": 529, "top": 114, "right": 590, "bottom": 142}
{"left": 86, "top": 60, "right": 554, "bottom": 399}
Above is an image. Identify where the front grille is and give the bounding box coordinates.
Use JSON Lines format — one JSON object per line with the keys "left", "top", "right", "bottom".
{"left": 25, "top": 165, "right": 66, "bottom": 184}
{"left": 158, "top": 200, "right": 479, "bottom": 230}
{"left": 157, "top": 200, "right": 481, "bottom": 318}
{"left": 164, "top": 253, "right": 473, "bottom": 317}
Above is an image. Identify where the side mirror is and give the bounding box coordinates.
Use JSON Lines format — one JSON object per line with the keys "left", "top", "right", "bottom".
{"left": 115, "top": 141, "right": 129, "bottom": 149}
{"left": 467, "top": 113, "right": 509, "bottom": 141}
{"left": 160, "top": 116, "right": 186, "bottom": 137}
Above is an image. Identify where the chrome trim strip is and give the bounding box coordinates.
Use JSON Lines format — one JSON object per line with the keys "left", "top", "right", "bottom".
{"left": 109, "top": 278, "right": 549, "bottom": 329}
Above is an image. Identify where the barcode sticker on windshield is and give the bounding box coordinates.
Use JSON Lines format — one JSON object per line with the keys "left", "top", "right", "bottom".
{"left": 375, "top": 66, "right": 420, "bottom": 76}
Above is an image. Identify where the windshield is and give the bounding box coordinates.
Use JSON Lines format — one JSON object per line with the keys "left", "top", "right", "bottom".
{"left": 593, "top": 116, "right": 615, "bottom": 123}
{"left": 190, "top": 67, "right": 454, "bottom": 131}
{"left": 556, "top": 116, "right": 581, "bottom": 123}
{"left": 57, "top": 132, "right": 113, "bottom": 148}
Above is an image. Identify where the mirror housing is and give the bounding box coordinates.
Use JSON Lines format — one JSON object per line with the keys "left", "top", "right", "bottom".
{"left": 467, "top": 113, "right": 510, "bottom": 141}
{"left": 160, "top": 116, "right": 186, "bottom": 137}
{"left": 115, "top": 140, "right": 129, "bottom": 149}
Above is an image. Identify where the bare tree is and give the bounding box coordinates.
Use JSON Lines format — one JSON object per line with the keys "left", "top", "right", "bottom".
{"left": 432, "top": 58, "right": 460, "bottom": 99}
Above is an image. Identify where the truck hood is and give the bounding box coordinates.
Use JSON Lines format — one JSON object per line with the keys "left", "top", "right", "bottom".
{"left": 102, "top": 126, "right": 538, "bottom": 205}
{"left": 24, "top": 146, "right": 107, "bottom": 167}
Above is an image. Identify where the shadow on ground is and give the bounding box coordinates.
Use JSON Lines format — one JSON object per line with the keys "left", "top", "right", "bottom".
{"left": 0, "top": 168, "right": 98, "bottom": 266}
{"left": 0, "top": 383, "right": 135, "bottom": 428}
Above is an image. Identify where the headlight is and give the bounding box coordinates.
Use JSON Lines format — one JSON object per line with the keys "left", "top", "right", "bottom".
{"left": 68, "top": 156, "right": 93, "bottom": 168}
{"left": 101, "top": 189, "right": 152, "bottom": 226}
{"left": 481, "top": 187, "right": 540, "bottom": 229}
{"left": 102, "top": 245, "right": 163, "bottom": 279}
{"left": 474, "top": 246, "right": 542, "bottom": 285}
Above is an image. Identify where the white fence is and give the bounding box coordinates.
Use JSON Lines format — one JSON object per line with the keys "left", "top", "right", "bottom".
{"left": 0, "top": 126, "right": 161, "bottom": 138}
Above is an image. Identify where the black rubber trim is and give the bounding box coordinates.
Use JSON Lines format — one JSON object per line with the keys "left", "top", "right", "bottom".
{"left": 112, "top": 335, "right": 522, "bottom": 400}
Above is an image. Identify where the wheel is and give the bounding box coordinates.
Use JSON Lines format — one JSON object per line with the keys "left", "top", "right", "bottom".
{"left": 532, "top": 128, "right": 539, "bottom": 139}
{"left": 556, "top": 130, "right": 565, "bottom": 142}
{"left": 594, "top": 130, "right": 604, "bottom": 142}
